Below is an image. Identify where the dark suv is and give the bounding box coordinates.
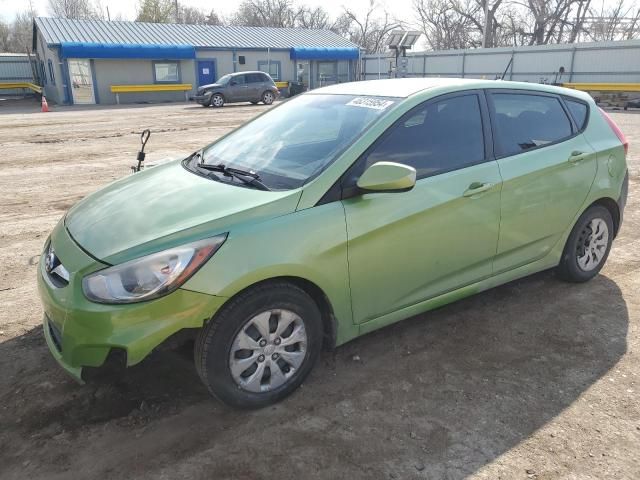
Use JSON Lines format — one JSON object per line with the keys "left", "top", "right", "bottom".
{"left": 193, "top": 71, "right": 280, "bottom": 108}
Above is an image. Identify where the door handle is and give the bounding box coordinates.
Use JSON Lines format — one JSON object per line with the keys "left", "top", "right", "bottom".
{"left": 569, "top": 150, "right": 587, "bottom": 163}
{"left": 463, "top": 182, "right": 495, "bottom": 197}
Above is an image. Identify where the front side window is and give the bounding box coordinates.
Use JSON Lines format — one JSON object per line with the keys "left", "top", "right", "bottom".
{"left": 363, "top": 94, "right": 485, "bottom": 179}
{"left": 231, "top": 74, "right": 246, "bottom": 85}
{"left": 154, "top": 62, "right": 179, "bottom": 83}
{"left": 492, "top": 93, "right": 573, "bottom": 156}
{"left": 199, "top": 94, "right": 398, "bottom": 190}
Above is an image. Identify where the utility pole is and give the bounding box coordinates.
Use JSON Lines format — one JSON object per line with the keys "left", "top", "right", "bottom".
{"left": 175, "top": 0, "right": 180, "bottom": 23}
{"left": 482, "top": 0, "right": 490, "bottom": 48}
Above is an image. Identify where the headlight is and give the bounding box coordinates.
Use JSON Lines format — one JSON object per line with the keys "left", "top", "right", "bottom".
{"left": 82, "top": 235, "right": 226, "bottom": 304}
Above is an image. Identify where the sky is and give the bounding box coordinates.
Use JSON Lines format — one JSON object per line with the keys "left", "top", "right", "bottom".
{"left": 0, "top": 0, "right": 417, "bottom": 25}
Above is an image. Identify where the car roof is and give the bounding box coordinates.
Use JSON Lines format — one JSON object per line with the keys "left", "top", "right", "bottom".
{"left": 311, "top": 77, "right": 592, "bottom": 102}
{"left": 231, "top": 71, "right": 267, "bottom": 76}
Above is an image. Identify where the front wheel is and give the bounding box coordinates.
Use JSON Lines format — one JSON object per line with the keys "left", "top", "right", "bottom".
{"left": 557, "top": 205, "right": 614, "bottom": 282}
{"left": 195, "top": 282, "right": 323, "bottom": 408}
{"left": 211, "top": 93, "right": 224, "bottom": 108}
{"left": 262, "top": 91, "right": 275, "bottom": 105}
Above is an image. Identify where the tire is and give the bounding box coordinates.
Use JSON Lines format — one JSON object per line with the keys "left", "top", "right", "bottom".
{"left": 262, "top": 91, "right": 275, "bottom": 105}
{"left": 195, "top": 281, "right": 323, "bottom": 408}
{"left": 557, "top": 205, "right": 614, "bottom": 283}
{"left": 211, "top": 93, "right": 224, "bottom": 108}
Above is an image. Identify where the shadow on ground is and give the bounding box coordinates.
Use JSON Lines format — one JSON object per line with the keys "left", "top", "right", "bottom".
{"left": 0, "top": 270, "right": 628, "bottom": 479}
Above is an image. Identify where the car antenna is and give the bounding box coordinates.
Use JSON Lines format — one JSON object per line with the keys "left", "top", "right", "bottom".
{"left": 132, "top": 129, "right": 151, "bottom": 174}
{"left": 499, "top": 57, "right": 513, "bottom": 81}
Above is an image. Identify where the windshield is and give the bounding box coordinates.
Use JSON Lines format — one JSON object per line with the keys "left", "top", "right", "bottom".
{"left": 217, "top": 74, "right": 232, "bottom": 85}
{"left": 200, "top": 94, "right": 398, "bottom": 190}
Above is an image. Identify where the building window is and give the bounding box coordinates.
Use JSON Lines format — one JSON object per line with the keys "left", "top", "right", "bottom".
{"left": 40, "top": 60, "right": 47, "bottom": 85}
{"left": 258, "top": 60, "right": 281, "bottom": 81}
{"left": 48, "top": 59, "right": 56, "bottom": 85}
{"left": 317, "top": 62, "right": 337, "bottom": 85}
{"left": 153, "top": 61, "right": 180, "bottom": 83}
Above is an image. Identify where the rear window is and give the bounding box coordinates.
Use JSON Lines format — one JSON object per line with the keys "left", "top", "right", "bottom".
{"left": 492, "top": 93, "right": 573, "bottom": 157}
{"left": 565, "top": 98, "right": 589, "bottom": 130}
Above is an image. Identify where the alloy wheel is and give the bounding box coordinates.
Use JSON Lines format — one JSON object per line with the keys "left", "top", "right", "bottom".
{"left": 263, "top": 92, "right": 274, "bottom": 104}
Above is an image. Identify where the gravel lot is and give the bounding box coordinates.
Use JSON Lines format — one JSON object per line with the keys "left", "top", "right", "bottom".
{"left": 0, "top": 100, "right": 638, "bottom": 480}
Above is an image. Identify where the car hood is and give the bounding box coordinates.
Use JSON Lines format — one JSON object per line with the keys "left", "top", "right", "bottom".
{"left": 65, "top": 160, "right": 301, "bottom": 264}
{"left": 201, "top": 83, "right": 223, "bottom": 90}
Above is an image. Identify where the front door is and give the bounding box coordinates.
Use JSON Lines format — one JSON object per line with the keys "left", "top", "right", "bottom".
{"left": 343, "top": 92, "right": 502, "bottom": 324}
{"left": 198, "top": 60, "right": 216, "bottom": 86}
{"left": 67, "top": 59, "right": 94, "bottom": 104}
{"left": 487, "top": 91, "right": 598, "bottom": 273}
{"left": 228, "top": 74, "right": 250, "bottom": 102}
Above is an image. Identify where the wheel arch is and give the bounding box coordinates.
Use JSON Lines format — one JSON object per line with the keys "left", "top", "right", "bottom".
{"left": 211, "top": 276, "right": 338, "bottom": 351}
{"left": 587, "top": 197, "right": 621, "bottom": 237}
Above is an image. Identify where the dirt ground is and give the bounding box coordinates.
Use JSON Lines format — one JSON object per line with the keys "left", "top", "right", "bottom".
{"left": 0, "top": 99, "right": 638, "bottom": 480}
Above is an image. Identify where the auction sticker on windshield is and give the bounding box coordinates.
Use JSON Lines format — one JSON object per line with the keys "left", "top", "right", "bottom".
{"left": 346, "top": 97, "right": 395, "bottom": 110}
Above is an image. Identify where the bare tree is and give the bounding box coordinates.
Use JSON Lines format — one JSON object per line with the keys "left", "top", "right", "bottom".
{"left": 136, "top": 0, "right": 175, "bottom": 23}
{"left": 231, "top": 0, "right": 300, "bottom": 27}
{"left": 297, "top": 6, "right": 331, "bottom": 29}
{"left": 0, "top": 20, "right": 10, "bottom": 52}
{"left": 415, "top": 0, "right": 482, "bottom": 49}
{"left": 48, "top": 0, "right": 95, "bottom": 19}
{"left": 343, "top": 0, "right": 401, "bottom": 53}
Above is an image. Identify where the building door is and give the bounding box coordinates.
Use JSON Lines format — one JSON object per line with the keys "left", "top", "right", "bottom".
{"left": 198, "top": 60, "right": 216, "bottom": 86}
{"left": 67, "top": 59, "right": 95, "bottom": 104}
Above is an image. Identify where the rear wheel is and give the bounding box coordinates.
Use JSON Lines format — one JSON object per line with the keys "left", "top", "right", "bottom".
{"left": 262, "top": 91, "right": 275, "bottom": 105}
{"left": 557, "top": 205, "right": 614, "bottom": 282}
{"left": 195, "top": 282, "right": 323, "bottom": 408}
{"left": 211, "top": 93, "right": 224, "bottom": 108}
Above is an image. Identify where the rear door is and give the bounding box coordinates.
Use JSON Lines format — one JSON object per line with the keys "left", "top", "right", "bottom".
{"left": 342, "top": 91, "right": 503, "bottom": 324}
{"left": 246, "top": 73, "right": 263, "bottom": 101}
{"left": 487, "top": 90, "right": 597, "bottom": 273}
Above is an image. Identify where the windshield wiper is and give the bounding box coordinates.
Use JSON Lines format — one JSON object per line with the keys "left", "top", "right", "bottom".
{"left": 196, "top": 162, "right": 270, "bottom": 191}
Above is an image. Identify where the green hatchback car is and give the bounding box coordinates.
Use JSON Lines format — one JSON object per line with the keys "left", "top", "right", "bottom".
{"left": 39, "top": 78, "right": 629, "bottom": 408}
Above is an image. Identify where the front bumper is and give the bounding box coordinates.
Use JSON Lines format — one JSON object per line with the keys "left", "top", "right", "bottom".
{"left": 38, "top": 220, "right": 227, "bottom": 380}
{"left": 191, "top": 94, "right": 211, "bottom": 104}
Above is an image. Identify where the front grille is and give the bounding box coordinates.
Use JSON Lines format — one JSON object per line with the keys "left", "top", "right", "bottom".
{"left": 43, "top": 242, "right": 69, "bottom": 287}
{"left": 48, "top": 319, "right": 63, "bottom": 353}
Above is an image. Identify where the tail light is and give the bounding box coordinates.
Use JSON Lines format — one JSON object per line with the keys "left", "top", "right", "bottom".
{"left": 599, "top": 107, "right": 628, "bottom": 156}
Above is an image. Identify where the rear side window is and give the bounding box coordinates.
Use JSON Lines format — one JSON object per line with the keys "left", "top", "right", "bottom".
{"left": 247, "top": 73, "right": 263, "bottom": 83}
{"left": 565, "top": 98, "right": 589, "bottom": 130}
{"left": 491, "top": 93, "right": 572, "bottom": 157}
{"left": 364, "top": 94, "right": 485, "bottom": 179}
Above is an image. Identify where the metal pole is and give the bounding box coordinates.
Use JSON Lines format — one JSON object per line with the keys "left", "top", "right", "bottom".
{"left": 482, "top": 0, "right": 490, "bottom": 48}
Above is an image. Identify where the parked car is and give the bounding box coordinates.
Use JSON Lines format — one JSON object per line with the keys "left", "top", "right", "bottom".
{"left": 192, "top": 71, "right": 279, "bottom": 108}
{"left": 39, "top": 78, "right": 629, "bottom": 408}
{"left": 624, "top": 98, "right": 640, "bottom": 110}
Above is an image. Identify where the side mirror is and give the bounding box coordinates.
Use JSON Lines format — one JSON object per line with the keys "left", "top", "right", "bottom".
{"left": 230, "top": 81, "right": 237, "bottom": 86}
{"left": 356, "top": 161, "right": 416, "bottom": 193}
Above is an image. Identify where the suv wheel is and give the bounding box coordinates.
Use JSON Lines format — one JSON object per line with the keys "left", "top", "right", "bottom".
{"left": 195, "top": 282, "right": 323, "bottom": 408}
{"left": 557, "top": 205, "right": 614, "bottom": 282}
{"left": 262, "top": 91, "right": 274, "bottom": 105}
{"left": 211, "top": 93, "right": 224, "bottom": 108}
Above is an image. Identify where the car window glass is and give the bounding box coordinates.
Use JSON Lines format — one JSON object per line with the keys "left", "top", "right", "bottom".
{"left": 565, "top": 99, "right": 588, "bottom": 130}
{"left": 492, "top": 93, "right": 572, "bottom": 156}
{"left": 247, "top": 73, "right": 261, "bottom": 83}
{"left": 232, "top": 75, "right": 246, "bottom": 85}
{"left": 364, "top": 94, "right": 485, "bottom": 179}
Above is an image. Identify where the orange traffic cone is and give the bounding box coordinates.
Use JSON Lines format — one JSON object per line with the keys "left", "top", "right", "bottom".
{"left": 41, "top": 96, "right": 49, "bottom": 112}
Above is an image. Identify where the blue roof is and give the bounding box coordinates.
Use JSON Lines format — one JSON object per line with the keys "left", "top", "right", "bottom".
{"left": 290, "top": 47, "right": 359, "bottom": 60}
{"left": 35, "top": 17, "right": 360, "bottom": 51}
{"left": 60, "top": 42, "right": 195, "bottom": 59}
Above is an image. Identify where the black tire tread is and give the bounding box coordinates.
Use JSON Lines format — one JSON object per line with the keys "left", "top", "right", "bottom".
{"left": 194, "top": 281, "right": 320, "bottom": 407}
